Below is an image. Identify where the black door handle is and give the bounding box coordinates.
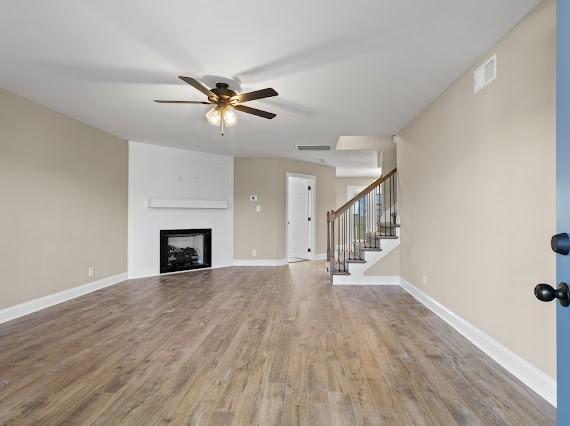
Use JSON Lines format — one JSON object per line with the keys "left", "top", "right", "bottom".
{"left": 551, "top": 233, "right": 570, "bottom": 255}
{"left": 534, "top": 282, "right": 570, "bottom": 307}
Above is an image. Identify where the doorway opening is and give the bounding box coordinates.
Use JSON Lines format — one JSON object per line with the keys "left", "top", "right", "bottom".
{"left": 286, "top": 173, "right": 316, "bottom": 263}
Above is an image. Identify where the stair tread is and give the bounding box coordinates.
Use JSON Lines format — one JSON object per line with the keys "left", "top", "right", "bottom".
{"left": 332, "top": 271, "right": 351, "bottom": 276}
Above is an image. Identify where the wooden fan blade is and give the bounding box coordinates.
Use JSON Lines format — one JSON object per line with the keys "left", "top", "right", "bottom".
{"left": 178, "top": 76, "right": 217, "bottom": 99}
{"left": 154, "top": 100, "right": 211, "bottom": 104}
{"left": 232, "top": 88, "right": 278, "bottom": 103}
{"left": 234, "top": 104, "right": 277, "bottom": 119}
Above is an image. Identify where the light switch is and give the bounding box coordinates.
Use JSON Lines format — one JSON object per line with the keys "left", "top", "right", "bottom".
{"left": 256, "top": 205, "right": 261, "bottom": 212}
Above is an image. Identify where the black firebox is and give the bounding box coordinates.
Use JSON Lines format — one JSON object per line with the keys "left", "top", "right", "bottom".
{"left": 160, "top": 229, "right": 212, "bottom": 273}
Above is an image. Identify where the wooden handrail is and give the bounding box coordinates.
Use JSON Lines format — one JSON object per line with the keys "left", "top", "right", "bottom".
{"left": 331, "top": 168, "right": 397, "bottom": 219}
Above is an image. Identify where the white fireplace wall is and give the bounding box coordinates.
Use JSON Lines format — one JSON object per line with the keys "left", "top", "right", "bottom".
{"left": 128, "top": 141, "right": 234, "bottom": 278}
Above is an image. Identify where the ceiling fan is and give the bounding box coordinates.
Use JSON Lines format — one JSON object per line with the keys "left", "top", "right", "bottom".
{"left": 155, "top": 76, "right": 278, "bottom": 135}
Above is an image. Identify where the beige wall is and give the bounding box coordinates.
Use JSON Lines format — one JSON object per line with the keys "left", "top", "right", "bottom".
{"left": 0, "top": 88, "right": 128, "bottom": 309}
{"left": 379, "top": 144, "right": 397, "bottom": 175}
{"left": 398, "top": 0, "right": 556, "bottom": 377}
{"left": 335, "top": 177, "right": 376, "bottom": 206}
{"left": 364, "top": 247, "right": 400, "bottom": 276}
{"left": 234, "top": 158, "right": 336, "bottom": 259}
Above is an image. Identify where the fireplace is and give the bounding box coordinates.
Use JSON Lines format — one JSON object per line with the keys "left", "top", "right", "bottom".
{"left": 160, "top": 229, "right": 212, "bottom": 273}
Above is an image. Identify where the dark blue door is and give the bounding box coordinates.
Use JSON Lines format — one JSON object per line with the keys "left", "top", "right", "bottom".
{"left": 558, "top": 0, "right": 570, "bottom": 419}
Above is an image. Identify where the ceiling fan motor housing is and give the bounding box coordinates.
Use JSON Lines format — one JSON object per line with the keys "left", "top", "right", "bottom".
{"left": 210, "top": 83, "right": 237, "bottom": 104}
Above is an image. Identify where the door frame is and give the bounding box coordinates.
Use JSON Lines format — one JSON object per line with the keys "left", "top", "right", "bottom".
{"left": 285, "top": 172, "right": 316, "bottom": 261}
{"left": 557, "top": 0, "right": 570, "bottom": 414}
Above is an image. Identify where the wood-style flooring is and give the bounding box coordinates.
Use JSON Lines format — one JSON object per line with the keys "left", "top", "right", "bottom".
{"left": 0, "top": 261, "right": 555, "bottom": 425}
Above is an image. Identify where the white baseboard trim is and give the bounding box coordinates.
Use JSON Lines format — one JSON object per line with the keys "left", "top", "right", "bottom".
{"left": 314, "top": 253, "right": 327, "bottom": 261}
{"left": 399, "top": 277, "right": 556, "bottom": 407}
{"left": 0, "top": 272, "right": 128, "bottom": 325}
{"left": 233, "top": 259, "right": 288, "bottom": 267}
{"left": 333, "top": 275, "right": 400, "bottom": 285}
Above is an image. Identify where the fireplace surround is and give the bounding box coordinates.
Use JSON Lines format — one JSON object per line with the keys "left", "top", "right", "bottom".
{"left": 160, "top": 229, "right": 212, "bottom": 273}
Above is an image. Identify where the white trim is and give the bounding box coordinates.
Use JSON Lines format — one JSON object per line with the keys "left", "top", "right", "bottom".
{"left": 285, "top": 172, "right": 316, "bottom": 261}
{"left": 233, "top": 259, "right": 288, "bottom": 267}
{"left": 399, "top": 277, "right": 556, "bottom": 407}
{"left": 0, "top": 273, "right": 127, "bottom": 325}
{"left": 333, "top": 275, "right": 400, "bottom": 285}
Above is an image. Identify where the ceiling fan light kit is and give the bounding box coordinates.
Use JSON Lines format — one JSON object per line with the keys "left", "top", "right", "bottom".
{"left": 206, "top": 106, "right": 237, "bottom": 129}
{"left": 155, "top": 77, "right": 278, "bottom": 135}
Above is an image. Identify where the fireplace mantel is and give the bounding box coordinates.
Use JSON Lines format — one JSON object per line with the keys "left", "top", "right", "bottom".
{"left": 147, "top": 198, "right": 228, "bottom": 209}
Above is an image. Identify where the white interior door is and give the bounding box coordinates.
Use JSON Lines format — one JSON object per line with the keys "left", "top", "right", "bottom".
{"left": 288, "top": 177, "right": 311, "bottom": 260}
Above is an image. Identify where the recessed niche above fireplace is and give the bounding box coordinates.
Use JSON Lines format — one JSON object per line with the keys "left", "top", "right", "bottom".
{"left": 160, "top": 229, "right": 212, "bottom": 274}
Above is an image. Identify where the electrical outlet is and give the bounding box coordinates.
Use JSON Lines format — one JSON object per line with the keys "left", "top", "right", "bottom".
{"left": 422, "top": 275, "right": 427, "bottom": 288}
{"left": 88, "top": 266, "right": 95, "bottom": 278}
{"left": 251, "top": 249, "right": 257, "bottom": 257}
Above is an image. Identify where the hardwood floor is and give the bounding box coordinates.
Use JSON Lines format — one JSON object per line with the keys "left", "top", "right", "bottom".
{"left": 0, "top": 261, "right": 555, "bottom": 425}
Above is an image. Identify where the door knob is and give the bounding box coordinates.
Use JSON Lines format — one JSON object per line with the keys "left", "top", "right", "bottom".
{"left": 534, "top": 282, "right": 570, "bottom": 307}
{"left": 551, "top": 233, "right": 570, "bottom": 255}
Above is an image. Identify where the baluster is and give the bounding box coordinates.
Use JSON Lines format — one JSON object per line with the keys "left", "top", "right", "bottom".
{"left": 371, "top": 190, "right": 374, "bottom": 248}
{"left": 367, "top": 191, "right": 371, "bottom": 247}
{"left": 389, "top": 175, "right": 392, "bottom": 229}
{"left": 349, "top": 205, "right": 356, "bottom": 258}
{"left": 376, "top": 185, "right": 382, "bottom": 248}
{"left": 333, "top": 217, "right": 340, "bottom": 271}
{"left": 364, "top": 193, "right": 367, "bottom": 248}
{"left": 368, "top": 192, "right": 372, "bottom": 246}
{"left": 376, "top": 185, "right": 379, "bottom": 249}
{"left": 342, "top": 211, "right": 345, "bottom": 272}
{"left": 395, "top": 171, "right": 398, "bottom": 224}
{"left": 362, "top": 194, "right": 366, "bottom": 248}
{"left": 383, "top": 180, "right": 387, "bottom": 236}
{"left": 339, "top": 213, "right": 342, "bottom": 272}
{"left": 326, "top": 211, "right": 330, "bottom": 265}
{"left": 344, "top": 211, "right": 350, "bottom": 271}
{"left": 341, "top": 211, "right": 344, "bottom": 271}
{"left": 343, "top": 211, "right": 347, "bottom": 271}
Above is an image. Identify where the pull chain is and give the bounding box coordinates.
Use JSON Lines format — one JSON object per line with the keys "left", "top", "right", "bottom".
{"left": 221, "top": 107, "right": 225, "bottom": 136}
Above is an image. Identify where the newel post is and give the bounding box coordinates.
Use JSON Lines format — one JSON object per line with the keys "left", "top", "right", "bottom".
{"left": 326, "top": 211, "right": 331, "bottom": 262}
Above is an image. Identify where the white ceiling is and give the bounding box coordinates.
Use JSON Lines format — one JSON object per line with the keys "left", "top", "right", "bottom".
{"left": 0, "top": 0, "right": 539, "bottom": 174}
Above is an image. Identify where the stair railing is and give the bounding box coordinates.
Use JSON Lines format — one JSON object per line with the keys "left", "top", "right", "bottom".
{"left": 326, "top": 168, "right": 398, "bottom": 282}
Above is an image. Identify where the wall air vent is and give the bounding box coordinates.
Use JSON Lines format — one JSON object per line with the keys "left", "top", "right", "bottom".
{"left": 296, "top": 145, "right": 331, "bottom": 151}
{"left": 474, "top": 54, "right": 497, "bottom": 94}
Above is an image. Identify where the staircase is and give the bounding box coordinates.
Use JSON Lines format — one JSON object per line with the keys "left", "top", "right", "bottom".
{"left": 326, "top": 168, "right": 399, "bottom": 284}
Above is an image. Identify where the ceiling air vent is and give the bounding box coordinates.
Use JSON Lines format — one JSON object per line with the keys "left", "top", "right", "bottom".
{"left": 296, "top": 145, "right": 331, "bottom": 151}
{"left": 474, "top": 54, "right": 497, "bottom": 94}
